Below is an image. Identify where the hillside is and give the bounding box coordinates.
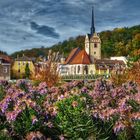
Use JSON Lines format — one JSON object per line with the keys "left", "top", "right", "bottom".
{"left": 11, "top": 25, "right": 140, "bottom": 59}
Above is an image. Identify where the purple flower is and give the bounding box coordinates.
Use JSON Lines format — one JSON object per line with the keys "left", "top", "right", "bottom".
{"left": 81, "top": 87, "right": 88, "bottom": 93}
{"left": 32, "top": 116, "right": 38, "bottom": 125}
{"left": 6, "top": 110, "right": 21, "bottom": 122}
{"left": 113, "top": 121, "right": 126, "bottom": 134}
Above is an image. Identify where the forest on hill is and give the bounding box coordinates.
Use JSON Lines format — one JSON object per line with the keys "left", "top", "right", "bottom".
{"left": 11, "top": 25, "right": 140, "bottom": 60}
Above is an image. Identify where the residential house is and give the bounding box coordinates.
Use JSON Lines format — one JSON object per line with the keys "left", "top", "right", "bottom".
{"left": 0, "top": 55, "right": 11, "bottom": 80}
{"left": 12, "top": 55, "right": 35, "bottom": 79}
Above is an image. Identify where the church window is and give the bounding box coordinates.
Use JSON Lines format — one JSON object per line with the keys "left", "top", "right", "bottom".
{"left": 74, "top": 66, "right": 76, "bottom": 74}
{"left": 94, "top": 43, "right": 97, "bottom": 48}
{"left": 71, "top": 66, "right": 74, "bottom": 74}
{"left": 77, "top": 65, "right": 80, "bottom": 73}
{"left": 90, "top": 70, "right": 93, "bottom": 74}
{"left": 84, "top": 65, "right": 88, "bottom": 74}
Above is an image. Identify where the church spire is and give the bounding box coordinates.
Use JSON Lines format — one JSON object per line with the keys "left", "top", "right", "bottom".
{"left": 91, "top": 6, "right": 95, "bottom": 35}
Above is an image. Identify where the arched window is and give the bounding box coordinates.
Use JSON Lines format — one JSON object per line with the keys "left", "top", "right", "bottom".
{"left": 74, "top": 66, "right": 76, "bottom": 74}
{"left": 90, "top": 70, "right": 93, "bottom": 75}
{"left": 77, "top": 65, "right": 80, "bottom": 73}
{"left": 71, "top": 66, "right": 74, "bottom": 74}
{"left": 84, "top": 65, "right": 88, "bottom": 74}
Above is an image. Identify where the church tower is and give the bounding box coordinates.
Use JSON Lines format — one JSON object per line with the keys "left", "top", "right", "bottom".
{"left": 85, "top": 7, "right": 101, "bottom": 63}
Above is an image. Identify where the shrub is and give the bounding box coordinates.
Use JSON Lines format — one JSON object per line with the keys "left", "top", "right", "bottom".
{"left": 54, "top": 94, "right": 97, "bottom": 139}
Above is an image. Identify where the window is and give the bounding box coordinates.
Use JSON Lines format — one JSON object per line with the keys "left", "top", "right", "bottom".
{"left": 18, "top": 69, "right": 20, "bottom": 73}
{"left": 23, "top": 62, "right": 25, "bottom": 65}
{"left": 74, "top": 66, "right": 76, "bottom": 74}
{"left": 77, "top": 65, "right": 80, "bottom": 73}
{"left": 3, "top": 67, "right": 8, "bottom": 73}
{"left": 90, "top": 70, "right": 93, "bottom": 75}
{"left": 84, "top": 65, "right": 88, "bottom": 74}
{"left": 94, "top": 52, "right": 96, "bottom": 54}
{"left": 94, "top": 43, "right": 97, "bottom": 48}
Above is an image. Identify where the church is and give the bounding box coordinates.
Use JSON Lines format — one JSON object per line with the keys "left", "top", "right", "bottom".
{"left": 59, "top": 8, "right": 125, "bottom": 76}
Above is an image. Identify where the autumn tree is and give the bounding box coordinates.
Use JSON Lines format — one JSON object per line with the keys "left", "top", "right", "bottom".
{"left": 127, "top": 60, "right": 140, "bottom": 85}
{"left": 32, "top": 50, "right": 61, "bottom": 87}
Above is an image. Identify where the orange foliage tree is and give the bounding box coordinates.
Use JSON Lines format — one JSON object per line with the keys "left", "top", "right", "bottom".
{"left": 127, "top": 60, "right": 140, "bottom": 85}
{"left": 32, "top": 50, "right": 61, "bottom": 87}
{"left": 110, "top": 59, "right": 140, "bottom": 86}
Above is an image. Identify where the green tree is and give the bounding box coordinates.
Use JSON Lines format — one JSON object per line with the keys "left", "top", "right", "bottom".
{"left": 11, "top": 25, "right": 140, "bottom": 59}
{"left": 25, "top": 63, "right": 30, "bottom": 79}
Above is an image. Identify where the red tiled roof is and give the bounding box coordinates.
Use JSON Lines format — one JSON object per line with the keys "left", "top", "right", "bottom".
{"left": 69, "top": 50, "right": 91, "bottom": 64}
{"left": 0, "top": 54, "right": 12, "bottom": 63}
{"left": 64, "top": 47, "right": 81, "bottom": 64}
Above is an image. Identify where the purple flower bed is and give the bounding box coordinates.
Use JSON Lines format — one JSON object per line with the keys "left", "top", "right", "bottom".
{"left": 0, "top": 79, "right": 139, "bottom": 139}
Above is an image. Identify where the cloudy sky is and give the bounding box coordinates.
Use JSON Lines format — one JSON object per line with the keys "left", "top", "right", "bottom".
{"left": 0, "top": 0, "right": 140, "bottom": 54}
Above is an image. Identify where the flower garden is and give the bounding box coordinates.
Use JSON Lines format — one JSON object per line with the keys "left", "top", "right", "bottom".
{"left": 0, "top": 79, "right": 140, "bottom": 140}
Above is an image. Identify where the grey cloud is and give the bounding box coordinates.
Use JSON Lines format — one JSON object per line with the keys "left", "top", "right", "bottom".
{"left": 0, "top": 0, "right": 140, "bottom": 54}
{"left": 30, "top": 21, "right": 60, "bottom": 38}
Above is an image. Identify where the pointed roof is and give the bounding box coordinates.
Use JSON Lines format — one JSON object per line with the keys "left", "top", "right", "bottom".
{"left": 91, "top": 6, "right": 95, "bottom": 35}
{"left": 69, "top": 50, "right": 91, "bottom": 64}
{"left": 90, "top": 32, "right": 101, "bottom": 42}
{"left": 64, "top": 47, "right": 81, "bottom": 64}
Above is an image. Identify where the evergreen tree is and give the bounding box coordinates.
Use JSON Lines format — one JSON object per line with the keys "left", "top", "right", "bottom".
{"left": 25, "top": 63, "right": 30, "bottom": 79}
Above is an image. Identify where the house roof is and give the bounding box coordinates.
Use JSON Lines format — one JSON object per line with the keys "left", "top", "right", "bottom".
{"left": 64, "top": 47, "right": 81, "bottom": 64}
{"left": 15, "top": 55, "right": 33, "bottom": 61}
{"left": 95, "top": 59, "right": 125, "bottom": 70}
{"left": 69, "top": 49, "right": 91, "bottom": 64}
{"left": 0, "top": 55, "right": 11, "bottom": 63}
{"left": 95, "top": 59, "right": 125, "bottom": 65}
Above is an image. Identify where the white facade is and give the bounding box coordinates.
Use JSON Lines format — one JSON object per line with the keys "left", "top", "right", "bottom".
{"left": 110, "top": 56, "right": 127, "bottom": 65}
{"left": 59, "top": 64, "right": 96, "bottom": 76}
{"left": 85, "top": 33, "right": 101, "bottom": 63}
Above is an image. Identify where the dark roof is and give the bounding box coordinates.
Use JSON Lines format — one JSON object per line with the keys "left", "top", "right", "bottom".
{"left": 95, "top": 59, "right": 125, "bottom": 70}
{"left": 0, "top": 55, "right": 11, "bottom": 63}
{"left": 69, "top": 50, "right": 91, "bottom": 64}
{"left": 0, "top": 59, "right": 10, "bottom": 64}
{"left": 95, "top": 59, "right": 125, "bottom": 65}
{"left": 64, "top": 47, "right": 81, "bottom": 64}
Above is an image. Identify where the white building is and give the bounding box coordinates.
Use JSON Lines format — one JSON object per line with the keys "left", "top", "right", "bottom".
{"left": 110, "top": 56, "right": 127, "bottom": 65}
{"left": 59, "top": 7, "right": 126, "bottom": 76}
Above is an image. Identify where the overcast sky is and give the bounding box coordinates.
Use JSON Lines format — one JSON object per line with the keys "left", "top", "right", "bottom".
{"left": 0, "top": 0, "right": 140, "bottom": 54}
